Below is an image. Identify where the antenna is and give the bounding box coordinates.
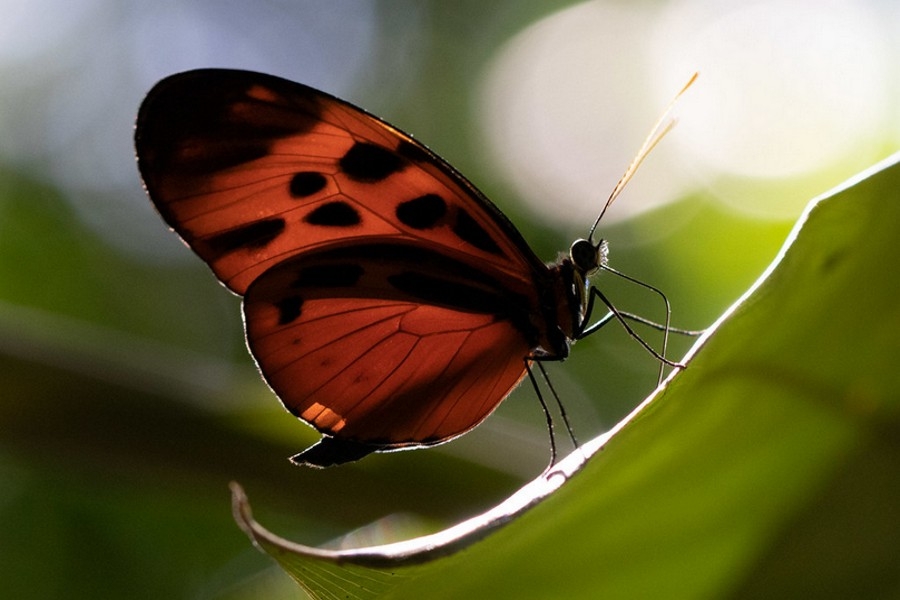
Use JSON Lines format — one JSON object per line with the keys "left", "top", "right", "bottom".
{"left": 587, "top": 72, "right": 698, "bottom": 242}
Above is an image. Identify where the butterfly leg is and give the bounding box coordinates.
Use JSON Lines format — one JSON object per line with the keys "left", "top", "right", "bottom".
{"left": 580, "top": 286, "right": 685, "bottom": 369}
{"left": 526, "top": 359, "right": 580, "bottom": 471}
{"left": 525, "top": 361, "right": 558, "bottom": 468}
{"left": 579, "top": 301, "right": 702, "bottom": 337}
{"left": 616, "top": 311, "right": 704, "bottom": 336}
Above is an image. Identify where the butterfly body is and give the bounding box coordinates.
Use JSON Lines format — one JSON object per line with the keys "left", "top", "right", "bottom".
{"left": 136, "top": 69, "right": 606, "bottom": 467}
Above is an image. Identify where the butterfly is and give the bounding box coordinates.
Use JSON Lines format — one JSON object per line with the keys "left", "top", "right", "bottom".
{"left": 135, "top": 69, "right": 693, "bottom": 468}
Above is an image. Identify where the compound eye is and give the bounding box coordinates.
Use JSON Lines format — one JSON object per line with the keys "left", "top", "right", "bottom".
{"left": 570, "top": 239, "right": 600, "bottom": 273}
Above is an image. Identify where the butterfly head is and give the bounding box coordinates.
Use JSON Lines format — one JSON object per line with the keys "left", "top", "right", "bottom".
{"left": 569, "top": 238, "right": 609, "bottom": 277}
{"left": 546, "top": 237, "right": 610, "bottom": 347}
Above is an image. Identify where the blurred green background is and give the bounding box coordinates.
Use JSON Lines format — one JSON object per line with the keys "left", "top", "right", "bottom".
{"left": 1, "top": 1, "right": 897, "bottom": 598}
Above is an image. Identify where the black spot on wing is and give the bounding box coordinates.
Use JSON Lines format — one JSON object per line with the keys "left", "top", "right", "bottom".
{"left": 290, "top": 172, "right": 328, "bottom": 197}
{"left": 304, "top": 201, "right": 361, "bottom": 226}
{"left": 170, "top": 142, "right": 271, "bottom": 176}
{"left": 258, "top": 241, "right": 539, "bottom": 344}
{"left": 396, "top": 194, "right": 447, "bottom": 229}
{"left": 136, "top": 70, "right": 323, "bottom": 177}
{"left": 205, "top": 218, "right": 285, "bottom": 254}
{"left": 387, "top": 271, "right": 507, "bottom": 315}
{"left": 291, "top": 263, "right": 364, "bottom": 288}
{"left": 453, "top": 209, "right": 502, "bottom": 255}
{"left": 340, "top": 142, "right": 403, "bottom": 182}
{"left": 276, "top": 296, "right": 304, "bottom": 325}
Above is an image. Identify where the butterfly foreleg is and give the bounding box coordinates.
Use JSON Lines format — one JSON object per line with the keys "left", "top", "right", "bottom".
{"left": 616, "top": 311, "right": 704, "bottom": 336}
{"left": 581, "top": 286, "right": 685, "bottom": 369}
{"left": 580, "top": 307, "right": 700, "bottom": 337}
{"left": 576, "top": 285, "right": 616, "bottom": 339}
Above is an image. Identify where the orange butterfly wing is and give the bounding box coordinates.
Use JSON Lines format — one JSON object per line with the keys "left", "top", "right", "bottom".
{"left": 136, "top": 69, "right": 571, "bottom": 466}
{"left": 136, "top": 69, "right": 542, "bottom": 294}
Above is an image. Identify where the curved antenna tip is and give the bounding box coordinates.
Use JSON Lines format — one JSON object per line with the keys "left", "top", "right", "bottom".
{"left": 587, "top": 72, "right": 699, "bottom": 242}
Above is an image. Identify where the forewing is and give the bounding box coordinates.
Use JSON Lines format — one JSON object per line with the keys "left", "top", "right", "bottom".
{"left": 135, "top": 68, "right": 543, "bottom": 295}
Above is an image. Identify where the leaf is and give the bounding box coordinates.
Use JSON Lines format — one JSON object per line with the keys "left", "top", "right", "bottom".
{"left": 232, "top": 153, "right": 900, "bottom": 599}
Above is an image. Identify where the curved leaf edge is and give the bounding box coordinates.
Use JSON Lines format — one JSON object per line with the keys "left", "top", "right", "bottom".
{"left": 229, "top": 151, "right": 900, "bottom": 571}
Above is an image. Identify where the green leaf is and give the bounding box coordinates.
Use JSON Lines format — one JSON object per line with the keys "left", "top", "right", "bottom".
{"left": 232, "top": 153, "right": 900, "bottom": 599}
